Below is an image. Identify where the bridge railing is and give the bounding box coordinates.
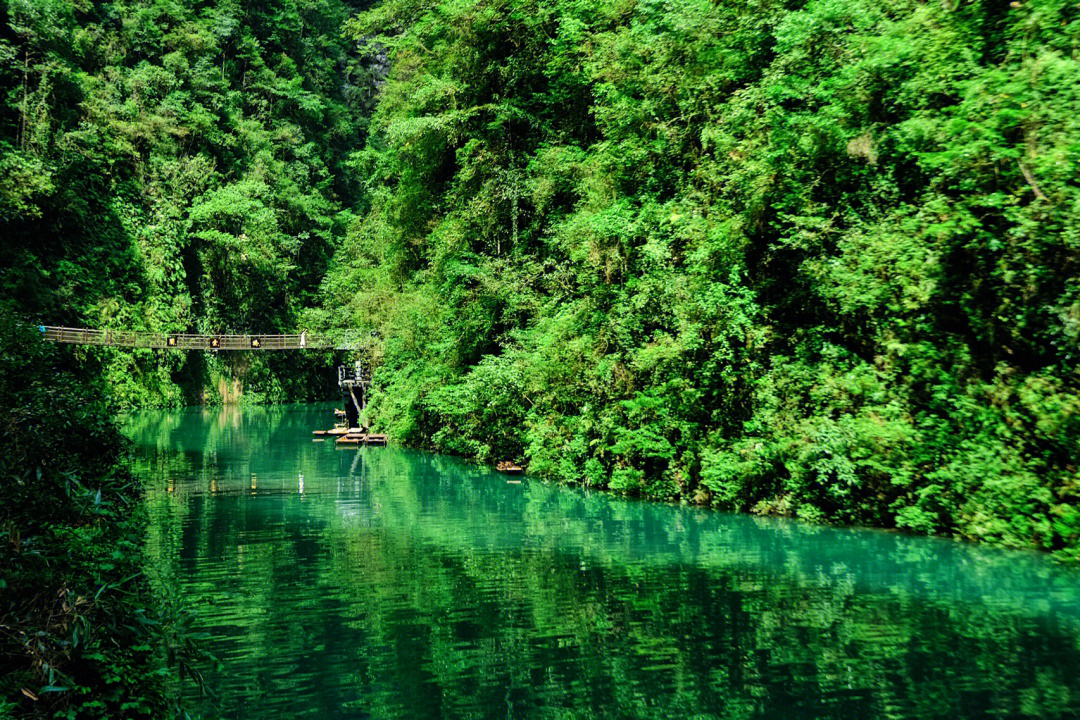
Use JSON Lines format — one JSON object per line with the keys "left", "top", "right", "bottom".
{"left": 37, "top": 326, "right": 351, "bottom": 351}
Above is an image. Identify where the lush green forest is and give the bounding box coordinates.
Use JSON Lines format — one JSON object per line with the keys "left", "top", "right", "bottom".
{"left": 2, "top": 0, "right": 1079, "bottom": 551}
{"left": 2, "top": 0, "right": 1080, "bottom": 713}
{"left": 320, "top": 0, "right": 1080, "bottom": 558}
{"left": 0, "top": 0, "right": 373, "bottom": 406}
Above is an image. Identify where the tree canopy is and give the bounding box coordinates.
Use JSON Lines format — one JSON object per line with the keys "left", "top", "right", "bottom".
{"left": 318, "top": 0, "right": 1080, "bottom": 557}
{"left": 0, "top": 0, "right": 374, "bottom": 406}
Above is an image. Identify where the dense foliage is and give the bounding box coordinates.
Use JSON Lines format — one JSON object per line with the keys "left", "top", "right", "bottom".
{"left": 0, "top": 312, "right": 198, "bottom": 718}
{"left": 320, "top": 0, "right": 1080, "bottom": 557}
{"left": 8, "top": 0, "right": 1077, "bottom": 715}
{"left": 0, "top": 0, "right": 374, "bottom": 407}
{"left": 3, "top": 0, "right": 1079, "bottom": 563}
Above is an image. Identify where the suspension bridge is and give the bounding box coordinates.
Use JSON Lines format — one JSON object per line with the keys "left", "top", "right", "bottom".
{"left": 36, "top": 325, "right": 359, "bottom": 351}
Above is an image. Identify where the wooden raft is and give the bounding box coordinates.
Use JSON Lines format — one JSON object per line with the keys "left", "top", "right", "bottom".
{"left": 314, "top": 428, "right": 388, "bottom": 447}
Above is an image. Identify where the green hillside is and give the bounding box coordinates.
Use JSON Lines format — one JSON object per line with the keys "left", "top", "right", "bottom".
{"left": 319, "top": 0, "right": 1080, "bottom": 556}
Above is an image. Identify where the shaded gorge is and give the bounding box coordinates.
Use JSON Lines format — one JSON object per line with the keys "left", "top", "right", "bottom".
{"left": 125, "top": 404, "right": 1080, "bottom": 719}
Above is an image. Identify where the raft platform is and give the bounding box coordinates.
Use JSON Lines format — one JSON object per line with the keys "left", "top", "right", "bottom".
{"left": 321, "top": 361, "right": 386, "bottom": 447}
{"left": 318, "top": 428, "right": 389, "bottom": 447}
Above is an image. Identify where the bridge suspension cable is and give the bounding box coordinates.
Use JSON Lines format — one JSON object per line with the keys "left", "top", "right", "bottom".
{"left": 36, "top": 325, "right": 356, "bottom": 351}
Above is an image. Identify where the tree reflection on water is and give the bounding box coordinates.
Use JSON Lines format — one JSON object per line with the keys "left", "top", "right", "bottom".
{"left": 127, "top": 405, "right": 1080, "bottom": 720}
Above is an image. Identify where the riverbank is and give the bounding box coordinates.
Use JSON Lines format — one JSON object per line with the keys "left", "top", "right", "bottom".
{"left": 0, "top": 316, "right": 185, "bottom": 718}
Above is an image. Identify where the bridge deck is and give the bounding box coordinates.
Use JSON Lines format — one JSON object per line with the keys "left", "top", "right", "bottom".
{"left": 38, "top": 326, "right": 351, "bottom": 351}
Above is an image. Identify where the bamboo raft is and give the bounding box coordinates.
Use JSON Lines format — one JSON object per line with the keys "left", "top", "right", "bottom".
{"left": 315, "top": 428, "right": 388, "bottom": 447}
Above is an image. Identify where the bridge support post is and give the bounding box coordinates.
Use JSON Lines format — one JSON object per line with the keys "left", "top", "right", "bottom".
{"left": 343, "top": 387, "right": 361, "bottom": 429}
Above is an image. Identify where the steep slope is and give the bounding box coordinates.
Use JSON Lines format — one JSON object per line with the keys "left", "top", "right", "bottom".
{"left": 0, "top": 0, "right": 374, "bottom": 406}
{"left": 322, "top": 0, "right": 1080, "bottom": 556}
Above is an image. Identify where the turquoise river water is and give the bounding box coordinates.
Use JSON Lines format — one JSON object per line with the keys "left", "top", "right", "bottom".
{"left": 125, "top": 404, "right": 1080, "bottom": 719}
